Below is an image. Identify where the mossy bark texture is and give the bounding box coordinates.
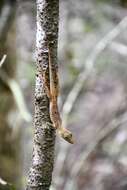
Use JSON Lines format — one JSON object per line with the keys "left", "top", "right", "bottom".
{"left": 26, "top": 0, "right": 59, "bottom": 190}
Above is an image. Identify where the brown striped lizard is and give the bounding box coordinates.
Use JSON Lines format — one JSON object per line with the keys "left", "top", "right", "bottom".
{"left": 44, "top": 42, "right": 74, "bottom": 144}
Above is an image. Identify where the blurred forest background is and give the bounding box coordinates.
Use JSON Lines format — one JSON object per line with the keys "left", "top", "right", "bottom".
{"left": 1, "top": 0, "right": 127, "bottom": 190}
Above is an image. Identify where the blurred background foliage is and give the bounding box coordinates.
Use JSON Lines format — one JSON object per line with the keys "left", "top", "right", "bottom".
{"left": 1, "top": 0, "right": 127, "bottom": 190}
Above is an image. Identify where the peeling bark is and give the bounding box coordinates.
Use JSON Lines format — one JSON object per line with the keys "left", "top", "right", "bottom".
{"left": 26, "top": 0, "right": 59, "bottom": 189}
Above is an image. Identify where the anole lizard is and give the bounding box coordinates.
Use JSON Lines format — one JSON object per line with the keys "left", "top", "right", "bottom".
{"left": 45, "top": 42, "right": 74, "bottom": 144}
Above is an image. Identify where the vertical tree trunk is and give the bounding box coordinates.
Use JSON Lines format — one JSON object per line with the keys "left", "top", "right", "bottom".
{"left": 26, "top": 0, "right": 59, "bottom": 189}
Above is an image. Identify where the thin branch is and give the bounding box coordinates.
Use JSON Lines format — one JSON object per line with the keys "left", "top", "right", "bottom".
{"left": 8, "top": 79, "right": 32, "bottom": 122}
{"left": 0, "top": 177, "right": 16, "bottom": 189}
{"left": 0, "top": 177, "right": 7, "bottom": 186}
{"left": 0, "top": 54, "right": 7, "bottom": 67}
{"left": 109, "top": 41, "right": 127, "bottom": 56}
{"left": 0, "top": 70, "right": 31, "bottom": 122}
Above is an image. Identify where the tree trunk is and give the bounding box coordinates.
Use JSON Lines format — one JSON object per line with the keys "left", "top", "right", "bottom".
{"left": 26, "top": 0, "right": 59, "bottom": 189}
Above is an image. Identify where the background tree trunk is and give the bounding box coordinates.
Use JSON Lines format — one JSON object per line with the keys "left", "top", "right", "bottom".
{"left": 26, "top": 0, "right": 59, "bottom": 189}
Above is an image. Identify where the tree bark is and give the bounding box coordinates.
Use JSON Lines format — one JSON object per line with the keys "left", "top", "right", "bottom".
{"left": 26, "top": 0, "right": 59, "bottom": 189}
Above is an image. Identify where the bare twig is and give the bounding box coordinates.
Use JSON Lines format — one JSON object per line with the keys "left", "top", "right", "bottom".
{"left": 109, "top": 41, "right": 127, "bottom": 56}
{"left": 0, "top": 177, "right": 7, "bottom": 186}
{"left": 0, "top": 70, "right": 31, "bottom": 122}
{"left": 8, "top": 79, "right": 32, "bottom": 122}
{"left": 0, "top": 177, "right": 16, "bottom": 189}
{"left": 0, "top": 54, "right": 7, "bottom": 67}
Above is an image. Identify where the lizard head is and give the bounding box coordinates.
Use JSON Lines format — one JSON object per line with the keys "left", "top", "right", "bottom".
{"left": 57, "top": 127, "right": 74, "bottom": 144}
